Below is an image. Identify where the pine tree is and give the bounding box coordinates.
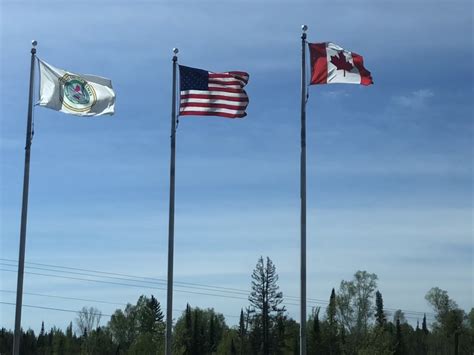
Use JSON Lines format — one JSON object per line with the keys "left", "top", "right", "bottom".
{"left": 375, "top": 290, "right": 386, "bottom": 327}
{"left": 209, "top": 314, "right": 216, "bottom": 353}
{"left": 274, "top": 313, "right": 286, "bottom": 354}
{"left": 414, "top": 319, "right": 428, "bottom": 355}
{"left": 394, "top": 318, "right": 405, "bottom": 355}
{"left": 238, "top": 308, "right": 246, "bottom": 354}
{"left": 311, "top": 308, "right": 321, "bottom": 354}
{"left": 313, "top": 308, "right": 320, "bottom": 340}
{"left": 230, "top": 338, "right": 237, "bottom": 355}
{"left": 184, "top": 303, "right": 192, "bottom": 354}
{"left": 248, "top": 256, "right": 285, "bottom": 355}
{"left": 66, "top": 322, "right": 73, "bottom": 338}
{"left": 191, "top": 308, "right": 204, "bottom": 355}
{"left": 327, "top": 288, "right": 337, "bottom": 328}
{"left": 148, "top": 295, "right": 165, "bottom": 342}
{"left": 325, "top": 288, "right": 339, "bottom": 353}
{"left": 422, "top": 313, "right": 428, "bottom": 334}
{"left": 37, "top": 321, "right": 46, "bottom": 354}
{"left": 64, "top": 322, "right": 75, "bottom": 354}
{"left": 149, "top": 295, "right": 164, "bottom": 324}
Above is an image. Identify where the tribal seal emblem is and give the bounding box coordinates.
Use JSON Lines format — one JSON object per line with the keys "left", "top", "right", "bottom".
{"left": 59, "top": 73, "right": 97, "bottom": 112}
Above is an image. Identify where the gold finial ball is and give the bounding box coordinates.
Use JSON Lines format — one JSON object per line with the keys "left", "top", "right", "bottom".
{"left": 32, "top": 40, "right": 38, "bottom": 47}
{"left": 301, "top": 25, "right": 308, "bottom": 32}
{"left": 173, "top": 48, "right": 179, "bottom": 54}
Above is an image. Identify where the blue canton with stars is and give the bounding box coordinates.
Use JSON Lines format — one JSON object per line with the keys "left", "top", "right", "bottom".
{"left": 179, "top": 65, "right": 209, "bottom": 91}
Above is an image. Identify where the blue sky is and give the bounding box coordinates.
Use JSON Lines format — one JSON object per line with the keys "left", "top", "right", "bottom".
{"left": 1, "top": 0, "right": 472, "bottom": 332}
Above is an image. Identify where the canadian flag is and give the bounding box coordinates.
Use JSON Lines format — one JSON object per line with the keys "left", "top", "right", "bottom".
{"left": 309, "top": 42, "right": 373, "bottom": 86}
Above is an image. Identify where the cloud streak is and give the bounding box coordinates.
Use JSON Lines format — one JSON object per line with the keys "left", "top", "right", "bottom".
{"left": 392, "top": 89, "right": 434, "bottom": 109}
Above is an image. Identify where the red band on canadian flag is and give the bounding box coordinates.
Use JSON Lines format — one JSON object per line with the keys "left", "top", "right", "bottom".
{"left": 309, "top": 43, "right": 328, "bottom": 85}
{"left": 309, "top": 42, "right": 373, "bottom": 86}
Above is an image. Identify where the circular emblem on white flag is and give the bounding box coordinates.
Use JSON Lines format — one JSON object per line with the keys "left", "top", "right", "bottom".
{"left": 59, "top": 73, "right": 97, "bottom": 113}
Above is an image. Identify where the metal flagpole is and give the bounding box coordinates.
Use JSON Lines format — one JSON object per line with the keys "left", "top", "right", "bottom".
{"left": 300, "top": 25, "right": 308, "bottom": 355}
{"left": 165, "top": 47, "right": 179, "bottom": 355}
{"left": 13, "top": 40, "right": 37, "bottom": 355}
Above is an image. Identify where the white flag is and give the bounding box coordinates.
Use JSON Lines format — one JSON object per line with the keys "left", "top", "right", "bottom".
{"left": 38, "top": 59, "right": 115, "bottom": 116}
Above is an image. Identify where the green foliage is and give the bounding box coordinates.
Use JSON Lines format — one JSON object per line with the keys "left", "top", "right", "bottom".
{"left": 0, "top": 328, "right": 13, "bottom": 355}
{"left": 336, "top": 270, "right": 378, "bottom": 353}
{"left": 173, "top": 305, "right": 227, "bottom": 354}
{"left": 248, "top": 256, "right": 285, "bottom": 355}
{"left": 394, "top": 318, "right": 405, "bottom": 355}
{"left": 307, "top": 307, "right": 321, "bottom": 354}
{"left": 425, "top": 287, "right": 470, "bottom": 354}
{"left": 216, "top": 329, "right": 239, "bottom": 355}
{"left": 108, "top": 294, "right": 165, "bottom": 354}
{"left": 2, "top": 271, "right": 473, "bottom": 355}
{"left": 237, "top": 308, "right": 249, "bottom": 354}
{"left": 82, "top": 326, "right": 116, "bottom": 355}
{"left": 375, "top": 290, "right": 386, "bottom": 328}
{"left": 357, "top": 326, "right": 393, "bottom": 355}
{"left": 422, "top": 314, "right": 428, "bottom": 334}
{"left": 21, "top": 329, "right": 37, "bottom": 355}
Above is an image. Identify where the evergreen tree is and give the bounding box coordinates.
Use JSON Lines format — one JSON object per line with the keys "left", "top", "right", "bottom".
{"left": 184, "top": 303, "right": 193, "bottom": 354}
{"left": 273, "top": 313, "right": 286, "bottom": 354}
{"left": 231, "top": 338, "right": 237, "bottom": 355}
{"left": 37, "top": 321, "right": 46, "bottom": 354}
{"left": 415, "top": 320, "right": 428, "bottom": 355}
{"left": 64, "top": 321, "right": 77, "bottom": 354}
{"left": 48, "top": 328, "right": 53, "bottom": 349}
{"left": 248, "top": 256, "right": 285, "bottom": 355}
{"left": 394, "top": 318, "right": 405, "bottom": 355}
{"left": 122, "top": 295, "right": 166, "bottom": 353}
{"left": 422, "top": 313, "right": 428, "bottom": 334}
{"left": 21, "top": 329, "right": 37, "bottom": 355}
{"left": 292, "top": 333, "right": 299, "bottom": 355}
{"left": 173, "top": 306, "right": 227, "bottom": 354}
{"left": 0, "top": 328, "right": 14, "bottom": 355}
{"left": 149, "top": 295, "right": 165, "bottom": 335}
{"left": 191, "top": 308, "right": 205, "bottom": 355}
{"left": 309, "top": 307, "right": 321, "bottom": 354}
{"left": 375, "top": 290, "right": 386, "bottom": 327}
{"left": 209, "top": 314, "right": 216, "bottom": 353}
{"left": 325, "top": 288, "right": 340, "bottom": 354}
{"left": 313, "top": 309, "right": 320, "bottom": 338}
{"left": 238, "top": 308, "right": 246, "bottom": 354}
{"left": 327, "top": 288, "right": 337, "bottom": 329}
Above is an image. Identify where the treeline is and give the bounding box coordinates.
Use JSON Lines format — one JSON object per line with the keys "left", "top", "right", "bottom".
{"left": 1, "top": 257, "right": 472, "bottom": 354}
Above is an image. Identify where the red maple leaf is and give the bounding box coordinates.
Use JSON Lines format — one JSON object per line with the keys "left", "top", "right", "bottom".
{"left": 330, "top": 51, "right": 353, "bottom": 76}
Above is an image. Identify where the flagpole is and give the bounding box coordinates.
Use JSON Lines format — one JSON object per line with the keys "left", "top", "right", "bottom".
{"left": 300, "top": 25, "right": 308, "bottom": 355}
{"left": 13, "top": 40, "right": 37, "bottom": 355}
{"left": 165, "top": 47, "right": 179, "bottom": 355}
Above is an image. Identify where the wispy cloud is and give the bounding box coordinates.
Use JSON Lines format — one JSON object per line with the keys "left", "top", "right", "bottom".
{"left": 392, "top": 89, "right": 434, "bottom": 109}
{"left": 322, "top": 90, "right": 350, "bottom": 99}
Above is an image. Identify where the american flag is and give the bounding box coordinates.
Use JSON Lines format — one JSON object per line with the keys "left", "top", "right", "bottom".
{"left": 179, "top": 65, "right": 249, "bottom": 119}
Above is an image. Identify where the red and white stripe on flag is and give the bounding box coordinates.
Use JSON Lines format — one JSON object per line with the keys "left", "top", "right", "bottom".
{"left": 309, "top": 42, "right": 373, "bottom": 86}
{"left": 179, "top": 65, "right": 249, "bottom": 119}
